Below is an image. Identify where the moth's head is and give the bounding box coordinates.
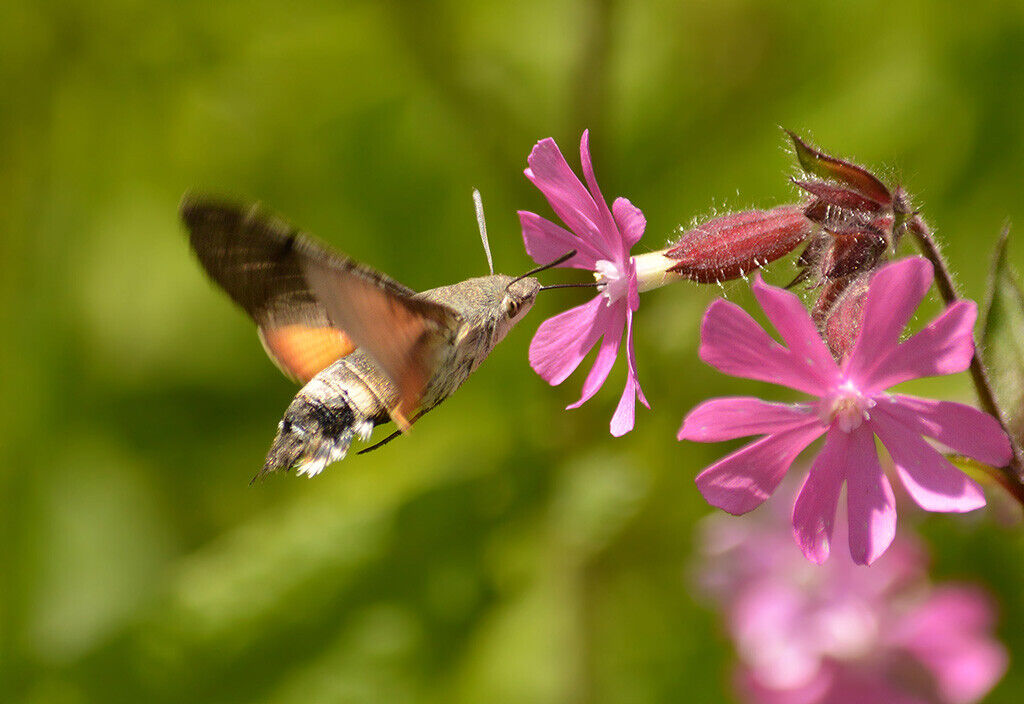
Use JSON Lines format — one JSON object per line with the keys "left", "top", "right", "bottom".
{"left": 261, "top": 400, "right": 358, "bottom": 479}
{"left": 486, "top": 274, "right": 539, "bottom": 343}
{"left": 502, "top": 275, "right": 541, "bottom": 322}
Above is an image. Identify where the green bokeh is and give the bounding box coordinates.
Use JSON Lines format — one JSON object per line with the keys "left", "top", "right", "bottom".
{"left": 3, "top": 1, "right": 1023, "bottom": 702}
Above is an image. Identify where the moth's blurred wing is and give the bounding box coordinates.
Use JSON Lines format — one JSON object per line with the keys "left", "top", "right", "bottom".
{"left": 301, "top": 257, "right": 457, "bottom": 431}
{"left": 182, "top": 195, "right": 459, "bottom": 427}
{"left": 182, "top": 196, "right": 367, "bottom": 383}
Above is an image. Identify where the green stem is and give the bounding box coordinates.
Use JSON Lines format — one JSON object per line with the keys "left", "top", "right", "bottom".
{"left": 909, "top": 215, "right": 1024, "bottom": 506}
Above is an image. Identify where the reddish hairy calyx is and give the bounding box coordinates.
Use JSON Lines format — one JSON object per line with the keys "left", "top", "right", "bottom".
{"left": 665, "top": 205, "right": 814, "bottom": 283}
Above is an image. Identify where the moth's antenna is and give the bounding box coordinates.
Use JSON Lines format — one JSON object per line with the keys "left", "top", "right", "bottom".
{"left": 506, "top": 250, "right": 577, "bottom": 290}
{"left": 472, "top": 188, "right": 494, "bottom": 275}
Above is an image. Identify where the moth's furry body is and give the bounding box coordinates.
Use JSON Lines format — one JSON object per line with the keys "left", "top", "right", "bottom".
{"left": 270, "top": 275, "right": 538, "bottom": 477}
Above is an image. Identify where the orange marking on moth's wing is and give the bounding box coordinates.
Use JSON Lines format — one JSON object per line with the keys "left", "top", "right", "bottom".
{"left": 259, "top": 324, "right": 357, "bottom": 383}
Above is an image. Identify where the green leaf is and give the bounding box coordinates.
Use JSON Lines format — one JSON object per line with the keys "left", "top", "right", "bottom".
{"left": 948, "top": 454, "right": 1001, "bottom": 487}
{"left": 981, "top": 227, "right": 1024, "bottom": 443}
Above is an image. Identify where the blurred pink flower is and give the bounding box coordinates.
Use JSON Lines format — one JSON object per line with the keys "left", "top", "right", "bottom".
{"left": 520, "top": 130, "right": 651, "bottom": 436}
{"left": 679, "top": 257, "right": 1011, "bottom": 564}
{"left": 697, "top": 503, "right": 1007, "bottom": 704}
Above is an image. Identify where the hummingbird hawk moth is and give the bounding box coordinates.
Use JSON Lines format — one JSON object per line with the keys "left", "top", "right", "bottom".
{"left": 182, "top": 193, "right": 569, "bottom": 479}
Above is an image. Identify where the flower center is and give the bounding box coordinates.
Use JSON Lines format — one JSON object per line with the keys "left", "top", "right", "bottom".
{"left": 594, "top": 259, "right": 630, "bottom": 305}
{"left": 820, "top": 381, "right": 874, "bottom": 432}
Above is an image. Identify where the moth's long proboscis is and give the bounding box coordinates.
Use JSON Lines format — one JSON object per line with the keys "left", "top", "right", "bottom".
{"left": 506, "top": 250, "right": 577, "bottom": 290}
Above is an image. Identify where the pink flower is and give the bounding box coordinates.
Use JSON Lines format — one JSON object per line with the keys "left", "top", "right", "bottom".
{"left": 679, "top": 257, "right": 1012, "bottom": 564}
{"left": 520, "top": 131, "right": 653, "bottom": 436}
{"left": 887, "top": 586, "right": 1009, "bottom": 704}
{"left": 697, "top": 500, "right": 1007, "bottom": 704}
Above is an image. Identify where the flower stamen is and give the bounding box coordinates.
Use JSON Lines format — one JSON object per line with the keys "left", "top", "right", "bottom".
{"left": 820, "top": 381, "right": 874, "bottom": 432}
{"left": 594, "top": 259, "right": 629, "bottom": 305}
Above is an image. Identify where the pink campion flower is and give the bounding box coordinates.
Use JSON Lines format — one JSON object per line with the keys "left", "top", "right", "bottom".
{"left": 736, "top": 585, "right": 1008, "bottom": 704}
{"left": 679, "top": 256, "right": 1012, "bottom": 565}
{"left": 697, "top": 503, "right": 1008, "bottom": 704}
{"left": 521, "top": 131, "right": 672, "bottom": 435}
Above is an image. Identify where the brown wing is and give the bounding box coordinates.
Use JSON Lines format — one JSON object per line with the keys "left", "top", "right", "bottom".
{"left": 181, "top": 195, "right": 459, "bottom": 426}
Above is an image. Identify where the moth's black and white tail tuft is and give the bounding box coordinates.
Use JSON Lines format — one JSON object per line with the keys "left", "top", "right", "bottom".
{"left": 255, "top": 396, "right": 374, "bottom": 481}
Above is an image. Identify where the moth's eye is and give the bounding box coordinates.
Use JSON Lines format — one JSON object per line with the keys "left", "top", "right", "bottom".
{"left": 505, "top": 299, "right": 520, "bottom": 316}
{"left": 280, "top": 418, "right": 307, "bottom": 437}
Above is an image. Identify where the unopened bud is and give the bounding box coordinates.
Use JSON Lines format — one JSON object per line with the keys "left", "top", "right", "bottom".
{"left": 820, "top": 226, "right": 888, "bottom": 278}
{"left": 821, "top": 273, "right": 870, "bottom": 360}
{"left": 782, "top": 133, "right": 907, "bottom": 294}
{"left": 786, "top": 130, "right": 892, "bottom": 206}
{"left": 793, "top": 179, "right": 885, "bottom": 216}
{"left": 665, "top": 206, "right": 813, "bottom": 283}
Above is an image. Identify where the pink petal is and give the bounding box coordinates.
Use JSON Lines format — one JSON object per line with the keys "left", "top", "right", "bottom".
{"left": 696, "top": 419, "right": 825, "bottom": 515}
{"left": 611, "top": 375, "right": 638, "bottom": 437}
{"left": 567, "top": 301, "right": 626, "bottom": 409}
{"left": 859, "top": 300, "right": 977, "bottom": 391}
{"left": 930, "top": 637, "right": 1008, "bottom": 704}
{"left": 893, "top": 587, "right": 1007, "bottom": 704}
{"left": 609, "top": 309, "right": 649, "bottom": 436}
{"left": 844, "top": 258, "right": 933, "bottom": 381}
{"left": 876, "top": 394, "right": 1011, "bottom": 468}
{"left": 737, "top": 666, "right": 834, "bottom": 704}
{"left": 699, "top": 298, "right": 831, "bottom": 396}
{"left": 528, "top": 296, "right": 603, "bottom": 385}
{"left": 612, "top": 197, "right": 645, "bottom": 249}
{"left": 844, "top": 425, "right": 896, "bottom": 565}
{"left": 751, "top": 274, "right": 840, "bottom": 390}
{"left": 893, "top": 586, "right": 996, "bottom": 643}
{"left": 524, "top": 138, "right": 606, "bottom": 250}
{"left": 791, "top": 428, "right": 848, "bottom": 563}
{"left": 518, "top": 211, "right": 602, "bottom": 269}
{"left": 624, "top": 308, "right": 648, "bottom": 408}
{"left": 625, "top": 258, "right": 640, "bottom": 312}
{"left": 730, "top": 584, "right": 823, "bottom": 691}
{"left": 870, "top": 409, "right": 986, "bottom": 513}
{"left": 579, "top": 130, "right": 626, "bottom": 257}
{"left": 679, "top": 398, "right": 819, "bottom": 442}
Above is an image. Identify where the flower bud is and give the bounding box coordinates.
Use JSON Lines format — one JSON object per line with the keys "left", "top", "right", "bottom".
{"left": 786, "top": 130, "right": 892, "bottom": 206}
{"left": 820, "top": 225, "right": 888, "bottom": 278}
{"left": 793, "top": 178, "right": 884, "bottom": 215}
{"left": 821, "top": 272, "right": 870, "bottom": 360}
{"left": 665, "top": 206, "right": 814, "bottom": 283}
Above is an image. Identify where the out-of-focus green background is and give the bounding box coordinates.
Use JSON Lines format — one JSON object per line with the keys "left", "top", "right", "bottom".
{"left": 3, "top": 1, "right": 1024, "bottom": 702}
